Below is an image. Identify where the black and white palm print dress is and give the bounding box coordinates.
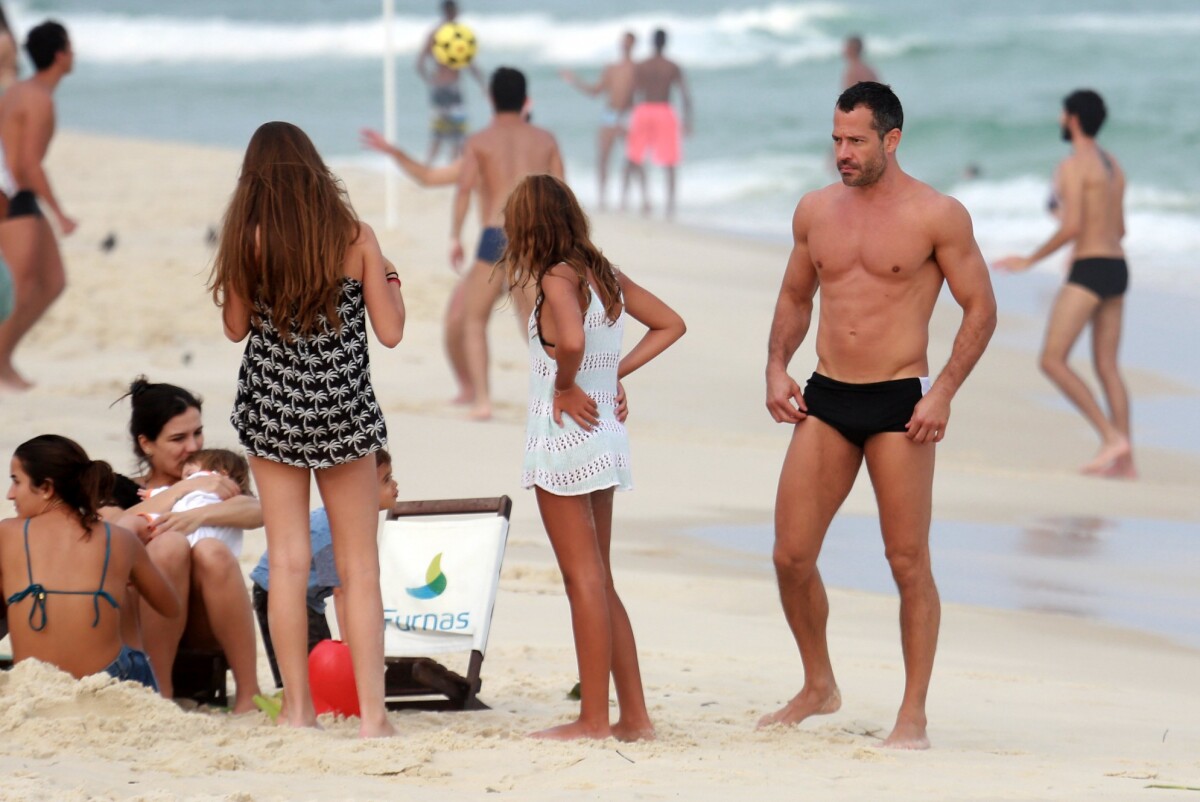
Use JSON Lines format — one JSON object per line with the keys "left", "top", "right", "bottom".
{"left": 232, "top": 278, "right": 386, "bottom": 469}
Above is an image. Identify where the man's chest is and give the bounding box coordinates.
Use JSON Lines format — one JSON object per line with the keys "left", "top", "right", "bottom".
{"left": 808, "top": 211, "right": 934, "bottom": 281}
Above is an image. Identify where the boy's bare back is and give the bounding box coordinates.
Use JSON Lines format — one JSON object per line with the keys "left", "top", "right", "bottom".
{"left": 465, "top": 120, "right": 562, "bottom": 227}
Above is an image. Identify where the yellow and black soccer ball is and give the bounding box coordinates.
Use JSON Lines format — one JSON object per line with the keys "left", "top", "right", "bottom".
{"left": 432, "top": 22, "right": 477, "bottom": 70}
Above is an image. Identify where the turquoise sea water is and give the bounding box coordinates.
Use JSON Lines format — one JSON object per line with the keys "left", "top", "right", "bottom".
{"left": 9, "top": 0, "right": 1200, "bottom": 298}
{"left": 689, "top": 516, "right": 1200, "bottom": 649}
{"left": 6, "top": 1, "right": 1196, "bottom": 643}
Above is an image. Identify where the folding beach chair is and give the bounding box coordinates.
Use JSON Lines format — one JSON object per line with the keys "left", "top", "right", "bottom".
{"left": 379, "top": 496, "right": 511, "bottom": 711}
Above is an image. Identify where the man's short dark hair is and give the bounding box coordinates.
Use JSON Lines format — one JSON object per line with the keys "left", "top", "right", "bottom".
{"left": 836, "top": 81, "right": 903, "bottom": 138}
{"left": 1064, "top": 89, "right": 1106, "bottom": 137}
{"left": 25, "top": 20, "right": 69, "bottom": 72}
{"left": 845, "top": 35, "right": 864, "bottom": 56}
{"left": 653, "top": 29, "right": 667, "bottom": 51}
{"left": 491, "top": 67, "right": 527, "bottom": 113}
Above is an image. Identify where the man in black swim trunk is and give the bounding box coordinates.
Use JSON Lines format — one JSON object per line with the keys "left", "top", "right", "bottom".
{"left": 761, "top": 83, "right": 996, "bottom": 749}
{"left": 996, "top": 90, "right": 1134, "bottom": 477}
{"left": 0, "top": 21, "right": 76, "bottom": 390}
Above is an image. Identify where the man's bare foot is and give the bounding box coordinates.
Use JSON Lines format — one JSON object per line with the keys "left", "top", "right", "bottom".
{"left": 882, "top": 715, "right": 930, "bottom": 750}
{"left": 0, "top": 368, "right": 33, "bottom": 392}
{"left": 612, "top": 718, "right": 656, "bottom": 742}
{"left": 468, "top": 403, "right": 492, "bottom": 421}
{"left": 529, "top": 719, "right": 611, "bottom": 741}
{"left": 1100, "top": 452, "right": 1138, "bottom": 480}
{"left": 360, "top": 717, "right": 398, "bottom": 739}
{"left": 1080, "top": 435, "right": 1131, "bottom": 475}
{"left": 450, "top": 389, "right": 475, "bottom": 406}
{"left": 756, "top": 686, "right": 841, "bottom": 729}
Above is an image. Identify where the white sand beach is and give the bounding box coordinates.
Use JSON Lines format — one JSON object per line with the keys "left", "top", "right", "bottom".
{"left": 1, "top": 131, "right": 1198, "bottom": 801}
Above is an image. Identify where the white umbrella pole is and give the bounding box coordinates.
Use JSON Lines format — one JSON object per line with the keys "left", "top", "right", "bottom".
{"left": 383, "top": 0, "right": 399, "bottom": 229}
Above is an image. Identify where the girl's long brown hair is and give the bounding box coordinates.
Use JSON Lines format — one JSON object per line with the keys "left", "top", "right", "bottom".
{"left": 500, "top": 174, "right": 622, "bottom": 324}
{"left": 210, "top": 121, "right": 358, "bottom": 341}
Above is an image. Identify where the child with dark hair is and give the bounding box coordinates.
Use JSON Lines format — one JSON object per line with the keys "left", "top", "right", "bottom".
{"left": 128, "top": 447, "right": 255, "bottom": 557}
{"left": 0, "top": 435, "right": 179, "bottom": 689}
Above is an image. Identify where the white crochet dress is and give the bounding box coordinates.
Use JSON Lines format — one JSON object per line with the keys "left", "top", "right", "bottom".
{"left": 521, "top": 288, "right": 633, "bottom": 495}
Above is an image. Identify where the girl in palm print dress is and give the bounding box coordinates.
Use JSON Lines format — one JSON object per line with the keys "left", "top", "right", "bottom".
{"left": 210, "top": 121, "right": 406, "bottom": 737}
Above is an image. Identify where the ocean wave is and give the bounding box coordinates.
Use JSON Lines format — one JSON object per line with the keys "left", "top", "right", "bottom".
{"left": 1036, "top": 12, "right": 1200, "bottom": 36}
{"left": 2, "top": 2, "right": 939, "bottom": 69}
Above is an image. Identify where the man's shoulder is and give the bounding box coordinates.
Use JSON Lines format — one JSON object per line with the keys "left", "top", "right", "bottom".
{"left": 527, "top": 123, "right": 558, "bottom": 144}
{"left": 7, "top": 80, "right": 51, "bottom": 110}
{"left": 797, "top": 182, "right": 843, "bottom": 211}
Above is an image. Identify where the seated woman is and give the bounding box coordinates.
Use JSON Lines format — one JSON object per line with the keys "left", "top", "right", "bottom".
{"left": 109, "top": 377, "right": 263, "bottom": 712}
{"left": 0, "top": 435, "right": 179, "bottom": 689}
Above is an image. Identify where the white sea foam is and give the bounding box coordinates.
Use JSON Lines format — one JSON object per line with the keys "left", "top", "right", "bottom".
{"left": 7, "top": 3, "right": 928, "bottom": 69}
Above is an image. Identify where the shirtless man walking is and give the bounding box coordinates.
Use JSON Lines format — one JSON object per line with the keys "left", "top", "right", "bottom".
{"left": 561, "top": 31, "right": 637, "bottom": 210}
{"left": 0, "top": 20, "right": 75, "bottom": 391}
{"left": 623, "top": 29, "right": 691, "bottom": 220}
{"left": 761, "top": 82, "right": 996, "bottom": 749}
{"left": 996, "top": 90, "right": 1133, "bottom": 477}
{"left": 451, "top": 66, "right": 563, "bottom": 420}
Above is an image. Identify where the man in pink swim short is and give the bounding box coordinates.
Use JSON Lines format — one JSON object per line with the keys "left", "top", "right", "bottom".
{"left": 623, "top": 28, "right": 691, "bottom": 220}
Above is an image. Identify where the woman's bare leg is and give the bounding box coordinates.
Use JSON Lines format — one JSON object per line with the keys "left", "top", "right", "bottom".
{"left": 188, "top": 538, "right": 262, "bottom": 713}
{"left": 141, "top": 532, "right": 191, "bottom": 697}
{"left": 249, "top": 456, "right": 316, "bottom": 727}
{"left": 530, "top": 487, "right": 612, "bottom": 740}
{"left": 316, "top": 455, "right": 396, "bottom": 738}
{"left": 590, "top": 488, "right": 654, "bottom": 741}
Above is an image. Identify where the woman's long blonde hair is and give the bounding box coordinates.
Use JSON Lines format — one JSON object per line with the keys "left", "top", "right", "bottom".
{"left": 210, "top": 121, "right": 358, "bottom": 341}
{"left": 500, "top": 174, "right": 622, "bottom": 324}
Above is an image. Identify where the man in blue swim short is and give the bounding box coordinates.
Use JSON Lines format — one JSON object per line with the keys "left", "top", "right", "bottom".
{"left": 762, "top": 82, "right": 996, "bottom": 749}
{"left": 449, "top": 67, "right": 563, "bottom": 420}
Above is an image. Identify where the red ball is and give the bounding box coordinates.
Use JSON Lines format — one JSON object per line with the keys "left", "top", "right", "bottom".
{"left": 308, "top": 639, "right": 360, "bottom": 718}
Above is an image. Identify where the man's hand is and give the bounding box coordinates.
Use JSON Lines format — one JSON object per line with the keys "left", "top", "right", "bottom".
{"left": 449, "top": 238, "right": 464, "bottom": 273}
{"left": 993, "top": 255, "right": 1032, "bottom": 273}
{"left": 766, "top": 366, "right": 807, "bottom": 423}
{"left": 360, "top": 128, "right": 390, "bottom": 155}
{"left": 906, "top": 388, "right": 950, "bottom": 444}
{"left": 56, "top": 213, "right": 77, "bottom": 236}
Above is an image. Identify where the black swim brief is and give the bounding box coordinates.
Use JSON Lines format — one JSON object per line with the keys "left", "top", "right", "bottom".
{"left": 803, "top": 372, "right": 930, "bottom": 448}
{"left": 5, "top": 189, "right": 41, "bottom": 220}
{"left": 1067, "top": 257, "right": 1128, "bottom": 300}
{"left": 476, "top": 226, "right": 507, "bottom": 264}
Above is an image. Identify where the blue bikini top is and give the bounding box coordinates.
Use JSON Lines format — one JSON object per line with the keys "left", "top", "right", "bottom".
{"left": 6, "top": 518, "right": 120, "bottom": 632}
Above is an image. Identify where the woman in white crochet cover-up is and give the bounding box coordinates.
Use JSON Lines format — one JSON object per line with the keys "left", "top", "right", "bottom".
{"left": 502, "top": 174, "right": 685, "bottom": 743}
